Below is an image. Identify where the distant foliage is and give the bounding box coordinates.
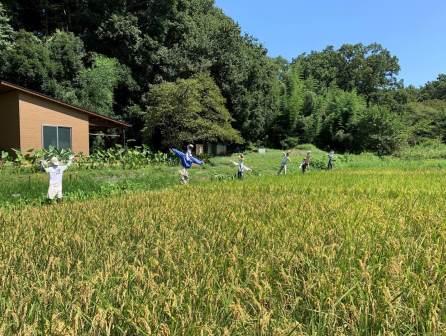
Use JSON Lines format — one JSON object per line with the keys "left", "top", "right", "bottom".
{"left": 0, "top": 2, "right": 446, "bottom": 154}
{"left": 397, "top": 139, "right": 446, "bottom": 160}
{"left": 420, "top": 74, "right": 446, "bottom": 101}
{"left": 78, "top": 145, "right": 173, "bottom": 169}
{"left": 0, "top": 3, "right": 13, "bottom": 49}
{"left": 144, "top": 73, "right": 242, "bottom": 148}
{"left": 295, "top": 43, "right": 401, "bottom": 103}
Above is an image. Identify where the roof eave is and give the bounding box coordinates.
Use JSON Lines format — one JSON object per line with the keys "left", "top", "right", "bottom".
{"left": 0, "top": 80, "right": 131, "bottom": 128}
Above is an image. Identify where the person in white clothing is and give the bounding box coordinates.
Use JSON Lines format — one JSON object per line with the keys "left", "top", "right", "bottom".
{"left": 186, "top": 144, "right": 194, "bottom": 161}
{"left": 278, "top": 151, "right": 291, "bottom": 175}
{"left": 232, "top": 154, "right": 252, "bottom": 179}
{"left": 41, "top": 156, "right": 74, "bottom": 201}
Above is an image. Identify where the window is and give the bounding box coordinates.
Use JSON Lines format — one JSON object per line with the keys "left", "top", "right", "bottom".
{"left": 58, "top": 127, "right": 72, "bottom": 150}
{"left": 43, "top": 126, "right": 58, "bottom": 149}
{"left": 43, "top": 126, "right": 72, "bottom": 150}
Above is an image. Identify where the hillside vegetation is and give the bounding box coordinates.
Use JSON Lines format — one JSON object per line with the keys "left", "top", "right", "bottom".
{"left": 1, "top": 1, "right": 446, "bottom": 153}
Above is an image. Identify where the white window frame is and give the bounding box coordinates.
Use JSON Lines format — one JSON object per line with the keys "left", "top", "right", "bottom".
{"left": 42, "top": 124, "right": 72, "bottom": 150}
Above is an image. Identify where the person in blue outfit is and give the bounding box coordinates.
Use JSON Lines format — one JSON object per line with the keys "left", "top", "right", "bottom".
{"left": 170, "top": 144, "right": 204, "bottom": 184}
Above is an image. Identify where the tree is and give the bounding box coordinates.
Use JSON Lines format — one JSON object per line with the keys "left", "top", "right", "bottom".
{"left": 269, "top": 57, "right": 288, "bottom": 121}
{"left": 211, "top": 34, "right": 278, "bottom": 142}
{"left": 2, "top": 0, "right": 279, "bottom": 144}
{"left": 373, "top": 86, "right": 419, "bottom": 114}
{"left": 355, "top": 106, "right": 405, "bottom": 155}
{"left": 403, "top": 100, "right": 446, "bottom": 145}
{"left": 420, "top": 74, "right": 446, "bottom": 101}
{"left": 317, "top": 88, "right": 367, "bottom": 151}
{"left": 0, "top": 2, "right": 13, "bottom": 50}
{"left": 51, "top": 54, "right": 129, "bottom": 118}
{"left": 144, "top": 73, "right": 242, "bottom": 149}
{"left": 285, "top": 65, "right": 306, "bottom": 131}
{"left": 96, "top": 14, "right": 142, "bottom": 66}
{"left": 268, "top": 63, "right": 323, "bottom": 148}
{"left": 46, "top": 30, "right": 85, "bottom": 82}
{"left": 1, "top": 30, "right": 53, "bottom": 90}
{"left": 1, "top": 27, "right": 129, "bottom": 119}
{"left": 295, "top": 46, "right": 340, "bottom": 91}
{"left": 78, "top": 55, "right": 128, "bottom": 117}
{"left": 295, "top": 43, "right": 400, "bottom": 104}
{"left": 2, "top": 0, "right": 439, "bottom": 154}
{"left": 338, "top": 43, "right": 400, "bottom": 103}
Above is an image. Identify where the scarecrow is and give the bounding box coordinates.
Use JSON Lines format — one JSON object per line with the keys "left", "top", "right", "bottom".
{"left": 232, "top": 154, "right": 252, "bottom": 179}
{"left": 171, "top": 145, "right": 204, "bottom": 184}
{"left": 41, "top": 155, "right": 74, "bottom": 201}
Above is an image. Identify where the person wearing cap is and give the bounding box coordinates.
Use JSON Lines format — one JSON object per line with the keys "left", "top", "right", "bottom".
{"left": 186, "top": 144, "right": 194, "bottom": 161}
{"left": 277, "top": 151, "right": 291, "bottom": 175}
{"left": 170, "top": 144, "right": 204, "bottom": 184}
{"left": 300, "top": 151, "right": 311, "bottom": 174}
{"left": 232, "top": 154, "right": 252, "bottom": 179}
{"left": 40, "top": 155, "right": 74, "bottom": 201}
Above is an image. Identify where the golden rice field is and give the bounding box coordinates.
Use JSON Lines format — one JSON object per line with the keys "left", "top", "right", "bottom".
{"left": 1, "top": 168, "right": 446, "bottom": 335}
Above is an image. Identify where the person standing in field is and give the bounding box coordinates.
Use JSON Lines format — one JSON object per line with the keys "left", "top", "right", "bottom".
{"left": 170, "top": 144, "right": 204, "bottom": 184}
{"left": 278, "top": 151, "right": 291, "bottom": 175}
{"left": 41, "top": 155, "right": 74, "bottom": 202}
{"left": 182, "top": 144, "right": 195, "bottom": 184}
{"left": 232, "top": 154, "right": 252, "bottom": 179}
{"left": 300, "top": 151, "right": 311, "bottom": 173}
{"left": 327, "top": 150, "right": 335, "bottom": 170}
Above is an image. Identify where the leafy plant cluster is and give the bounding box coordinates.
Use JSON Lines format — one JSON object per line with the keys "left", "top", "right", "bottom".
{"left": 0, "top": 145, "right": 174, "bottom": 171}
{"left": 82, "top": 145, "right": 174, "bottom": 169}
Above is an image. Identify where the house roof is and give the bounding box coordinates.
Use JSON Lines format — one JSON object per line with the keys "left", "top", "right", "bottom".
{"left": 0, "top": 80, "right": 130, "bottom": 128}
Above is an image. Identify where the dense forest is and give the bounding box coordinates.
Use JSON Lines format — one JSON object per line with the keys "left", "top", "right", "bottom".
{"left": 1, "top": 0, "right": 445, "bottom": 154}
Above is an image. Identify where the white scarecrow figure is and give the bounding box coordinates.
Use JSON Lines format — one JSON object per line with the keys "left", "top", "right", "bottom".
{"left": 232, "top": 154, "right": 252, "bottom": 179}
{"left": 41, "top": 156, "right": 74, "bottom": 201}
{"left": 278, "top": 151, "right": 291, "bottom": 175}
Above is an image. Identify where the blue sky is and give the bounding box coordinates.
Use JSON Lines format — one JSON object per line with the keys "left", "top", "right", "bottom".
{"left": 214, "top": 0, "right": 446, "bottom": 87}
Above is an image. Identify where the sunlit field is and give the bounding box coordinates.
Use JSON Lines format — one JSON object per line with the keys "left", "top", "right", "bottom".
{"left": 2, "top": 147, "right": 446, "bottom": 208}
{"left": 1, "top": 167, "right": 446, "bottom": 335}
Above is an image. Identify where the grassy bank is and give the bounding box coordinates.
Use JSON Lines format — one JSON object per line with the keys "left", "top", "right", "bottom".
{"left": 1, "top": 147, "right": 446, "bottom": 207}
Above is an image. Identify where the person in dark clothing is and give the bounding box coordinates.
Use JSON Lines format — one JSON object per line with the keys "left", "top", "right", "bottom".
{"left": 327, "top": 150, "right": 335, "bottom": 170}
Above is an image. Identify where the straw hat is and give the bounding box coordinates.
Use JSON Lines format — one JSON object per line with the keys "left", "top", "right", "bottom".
{"left": 50, "top": 157, "right": 60, "bottom": 166}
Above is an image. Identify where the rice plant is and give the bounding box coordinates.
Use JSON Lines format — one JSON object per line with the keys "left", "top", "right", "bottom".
{"left": 1, "top": 169, "right": 445, "bottom": 335}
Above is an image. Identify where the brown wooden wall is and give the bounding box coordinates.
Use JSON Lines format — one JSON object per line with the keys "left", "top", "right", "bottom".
{"left": 18, "top": 92, "right": 90, "bottom": 154}
{"left": 0, "top": 91, "right": 20, "bottom": 151}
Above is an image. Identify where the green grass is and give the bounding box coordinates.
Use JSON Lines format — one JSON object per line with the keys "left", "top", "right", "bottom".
{"left": 1, "top": 169, "right": 446, "bottom": 334}
{"left": 0, "top": 166, "right": 177, "bottom": 207}
{"left": 0, "top": 149, "right": 294, "bottom": 207}
{"left": 397, "top": 140, "right": 446, "bottom": 160}
{"left": 2, "top": 147, "right": 446, "bottom": 208}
